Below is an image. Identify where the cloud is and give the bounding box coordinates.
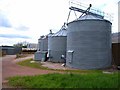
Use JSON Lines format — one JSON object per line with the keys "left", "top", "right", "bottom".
{"left": 0, "top": 34, "right": 31, "bottom": 39}
{"left": 0, "top": 0, "right": 119, "bottom": 46}
{"left": 15, "top": 25, "right": 29, "bottom": 31}
{"left": 0, "top": 12, "right": 11, "bottom": 28}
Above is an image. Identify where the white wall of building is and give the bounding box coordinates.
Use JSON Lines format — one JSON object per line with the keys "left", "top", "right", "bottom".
{"left": 27, "top": 43, "right": 38, "bottom": 50}
{"left": 118, "top": 1, "right": 120, "bottom": 32}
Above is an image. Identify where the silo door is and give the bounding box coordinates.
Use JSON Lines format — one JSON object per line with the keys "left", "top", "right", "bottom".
{"left": 67, "top": 50, "right": 74, "bottom": 63}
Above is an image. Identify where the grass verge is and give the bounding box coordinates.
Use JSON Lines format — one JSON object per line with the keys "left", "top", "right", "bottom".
{"left": 8, "top": 72, "right": 119, "bottom": 88}
{"left": 17, "top": 58, "right": 102, "bottom": 73}
{"left": 16, "top": 54, "right": 30, "bottom": 59}
{"left": 17, "top": 58, "right": 49, "bottom": 70}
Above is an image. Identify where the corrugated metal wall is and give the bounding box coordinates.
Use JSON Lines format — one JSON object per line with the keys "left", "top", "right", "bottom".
{"left": 39, "top": 38, "right": 48, "bottom": 51}
{"left": 48, "top": 36, "right": 67, "bottom": 62}
{"left": 1, "top": 46, "right": 22, "bottom": 55}
{"left": 66, "top": 20, "right": 112, "bottom": 69}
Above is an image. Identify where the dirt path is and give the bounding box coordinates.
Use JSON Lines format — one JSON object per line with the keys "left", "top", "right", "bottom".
{"left": 2, "top": 55, "right": 62, "bottom": 88}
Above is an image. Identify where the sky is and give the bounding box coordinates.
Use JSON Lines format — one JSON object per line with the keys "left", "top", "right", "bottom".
{"left": 0, "top": 0, "right": 119, "bottom": 46}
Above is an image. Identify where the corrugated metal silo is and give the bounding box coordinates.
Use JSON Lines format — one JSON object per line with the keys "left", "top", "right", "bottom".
{"left": 38, "top": 36, "right": 48, "bottom": 51}
{"left": 66, "top": 14, "right": 112, "bottom": 69}
{"left": 48, "top": 24, "right": 67, "bottom": 62}
{"left": 34, "top": 31, "right": 53, "bottom": 61}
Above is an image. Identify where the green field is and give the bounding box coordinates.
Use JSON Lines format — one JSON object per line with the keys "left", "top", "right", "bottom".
{"left": 8, "top": 72, "right": 119, "bottom": 88}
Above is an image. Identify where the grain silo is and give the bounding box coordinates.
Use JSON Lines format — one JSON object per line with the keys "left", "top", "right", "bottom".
{"left": 66, "top": 13, "right": 112, "bottom": 69}
{"left": 48, "top": 24, "right": 67, "bottom": 62}
{"left": 34, "top": 31, "right": 53, "bottom": 61}
{"left": 38, "top": 35, "right": 48, "bottom": 51}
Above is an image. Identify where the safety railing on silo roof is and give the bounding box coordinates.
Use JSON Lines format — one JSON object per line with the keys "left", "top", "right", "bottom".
{"left": 68, "top": 0, "right": 113, "bottom": 22}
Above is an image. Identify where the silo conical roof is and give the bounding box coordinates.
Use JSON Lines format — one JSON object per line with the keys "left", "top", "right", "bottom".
{"left": 39, "top": 30, "right": 54, "bottom": 40}
{"left": 51, "top": 24, "right": 67, "bottom": 37}
{"left": 78, "top": 14, "right": 104, "bottom": 20}
{"left": 47, "top": 30, "right": 54, "bottom": 37}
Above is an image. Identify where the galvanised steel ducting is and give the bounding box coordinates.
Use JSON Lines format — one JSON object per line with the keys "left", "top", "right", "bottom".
{"left": 66, "top": 14, "right": 112, "bottom": 69}
{"left": 48, "top": 24, "right": 67, "bottom": 62}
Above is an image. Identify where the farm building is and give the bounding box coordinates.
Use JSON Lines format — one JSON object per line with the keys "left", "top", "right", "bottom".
{"left": 112, "top": 43, "right": 120, "bottom": 66}
{"left": 112, "top": 26, "right": 120, "bottom": 66}
{"left": 0, "top": 46, "right": 22, "bottom": 55}
{"left": 27, "top": 43, "right": 38, "bottom": 50}
{"left": 112, "top": 2, "right": 120, "bottom": 66}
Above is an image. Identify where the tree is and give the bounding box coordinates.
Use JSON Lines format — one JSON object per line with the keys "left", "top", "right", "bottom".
{"left": 13, "top": 41, "right": 29, "bottom": 48}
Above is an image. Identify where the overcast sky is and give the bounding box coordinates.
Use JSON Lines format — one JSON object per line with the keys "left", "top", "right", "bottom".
{"left": 0, "top": 0, "right": 119, "bottom": 46}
